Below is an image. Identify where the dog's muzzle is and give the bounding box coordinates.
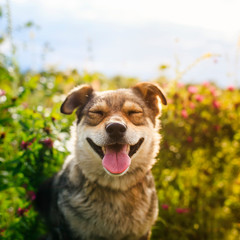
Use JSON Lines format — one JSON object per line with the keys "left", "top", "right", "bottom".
{"left": 86, "top": 136, "right": 144, "bottom": 176}
{"left": 105, "top": 122, "right": 127, "bottom": 140}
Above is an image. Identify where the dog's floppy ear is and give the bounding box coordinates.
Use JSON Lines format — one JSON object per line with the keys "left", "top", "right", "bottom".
{"left": 132, "top": 82, "right": 167, "bottom": 115}
{"left": 61, "top": 85, "right": 93, "bottom": 114}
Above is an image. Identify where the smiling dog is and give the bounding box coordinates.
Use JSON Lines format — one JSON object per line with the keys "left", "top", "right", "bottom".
{"left": 36, "top": 82, "right": 167, "bottom": 240}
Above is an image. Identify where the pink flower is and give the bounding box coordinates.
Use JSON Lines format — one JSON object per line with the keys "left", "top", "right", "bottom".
{"left": 176, "top": 208, "right": 190, "bottom": 214}
{"left": 41, "top": 138, "right": 53, "bottom": 148}
{"left": 188, "top": 86, "right": 198, "bottom": 94}
{"left": 161, "top": 204, "right": 169, "bottom": 210}
{"left": 189, "top": 102, "right": 195, "bottom": 109}
{"left": 214, "top": 125, "right": 220, "bottom": 131}
{"left": 0, "top": 89, "right": 6, "bottom": 96}
{"left": 212, "top": 100, "right": 221, "bottom": 109}
{"left": 20, "top": 141, "right": 32, "bottom": 150}
{"left": 0, "top": 228, "right": 5, "bottom": 236}
{"left": 227, "top": 86, "right": 235, "bottom": 91}
{"left": 27, "top": 191, "right": 36, "bottom": 201}
{"left": 17, "top": 207, "right": 28, "bottom": 217}
{"left": 22, "top": 102, "right": 28, "bottom": 109}
{"left": 181, "top": 109, "right": 188, "bottom": 119}
{"left": 209, "top": 86, "right": 217, "bottom": 97}
{"left": 203, "top": 82, "right": 210, "bottom": 87}
{"left": 177, "top": 82, "right": 184, "bottom": 88}
{"left": 195, "top": 95, "right": 204, "bottom": 102}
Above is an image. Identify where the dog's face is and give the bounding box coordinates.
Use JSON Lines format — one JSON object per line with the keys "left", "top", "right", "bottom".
{"left": 61, "top": 83, "right": 166, "bottom": 189}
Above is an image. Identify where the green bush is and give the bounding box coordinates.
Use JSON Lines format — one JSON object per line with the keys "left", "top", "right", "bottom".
{"left": 152, "top": 82, "right": 240, "bottom": 240}
{"left": 0, "top": 64, "right": 239, "bottom": 240}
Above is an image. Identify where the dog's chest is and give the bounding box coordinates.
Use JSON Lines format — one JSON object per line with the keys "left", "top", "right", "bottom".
{"left": 57, "top": 176, "right": 158, "bottom": 240}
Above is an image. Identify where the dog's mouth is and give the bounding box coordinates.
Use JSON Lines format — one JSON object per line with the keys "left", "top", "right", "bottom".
{"left": 86, "top": 138, "right": 144, "bottom": 176}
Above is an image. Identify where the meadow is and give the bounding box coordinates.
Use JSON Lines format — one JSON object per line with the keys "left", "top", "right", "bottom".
{"left": 0, "top": 62, "right": 240, "bottom": 240}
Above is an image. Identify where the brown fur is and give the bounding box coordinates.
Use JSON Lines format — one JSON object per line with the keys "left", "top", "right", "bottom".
{"left": 36, "top": 82, "right": 167, "bottom": 240}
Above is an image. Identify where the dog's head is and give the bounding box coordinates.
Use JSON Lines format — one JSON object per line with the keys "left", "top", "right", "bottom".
{"left": 61, "top": 83, "right": 167, "bottom": 189}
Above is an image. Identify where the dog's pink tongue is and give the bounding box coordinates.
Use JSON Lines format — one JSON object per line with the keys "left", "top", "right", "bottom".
{"left": 102, "top": 145, "right": 130, "bottom": 174}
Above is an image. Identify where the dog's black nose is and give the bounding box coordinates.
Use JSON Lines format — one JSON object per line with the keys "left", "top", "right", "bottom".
{"left": 106, "top": 122, "right": 127, "bottom": 139}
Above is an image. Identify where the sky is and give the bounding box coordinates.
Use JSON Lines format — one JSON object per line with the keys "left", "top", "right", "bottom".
{"left": 1, "top": 0, "right": 240, "bottom": 87}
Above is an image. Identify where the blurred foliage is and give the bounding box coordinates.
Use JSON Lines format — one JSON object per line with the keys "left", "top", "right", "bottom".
{"left": 152, "top": 82, "right": 240, "bottom": 240}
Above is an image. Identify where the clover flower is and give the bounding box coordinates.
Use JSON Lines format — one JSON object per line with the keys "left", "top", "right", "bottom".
{"left": 181, "top": 109, "right": 188, "bottom": 119}
{"left": 0, "top": 89, "right": 6, "bottom": 96}
{"left": 227, "top": 86, "right": 235, "bottom": 91}
{"left": 177, "top": 82, "right": 184, "bottom": 88}
{"left": 17, "top": 207, "right": 29, "bottom": 217}
{"left": 203, "top": 82, "right": 210, "bottom": 87}
{"left": 41, "top": 137, "right": 53, "bottom": 148}
{"left": 161, "top": 204, "right": 169, "bottom": 210}
{"left": 27, "top": 191, "right": 36, "bottom": 201}
{"left": 209, "top": 86, "right": 217, "bottom": 97}
{"left": 0, "top": 228, "right": 5, "bottom": 236}
{"left": 176, "top": 208, "right": 190, "bottom": 214}
{"left": 189, "top": 102, "right": 195, "bottom": 109}
{"left": 212, "top": 100, "right": 221, "bottom": 110}
{"left": 188, "top": 86, "right": 198, "bottom": 94}
{"left": 20, "top": 141, "right": 32, "bottom": 150}
{"left": 214, "top": 125, "right": 221, "bottom": 131}
{"left": 195, "top": 95, "right": 204, "bottom": 102}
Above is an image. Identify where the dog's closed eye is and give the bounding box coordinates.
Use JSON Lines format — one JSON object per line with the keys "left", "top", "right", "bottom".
{"left": 87, "top": 110, "right": 105, "bottom": 123}
{"left": 89, "top": 110, "right": 104, "bottom": 116}
{"left": 127, "top": 110, "right": 143, "bottom": 116}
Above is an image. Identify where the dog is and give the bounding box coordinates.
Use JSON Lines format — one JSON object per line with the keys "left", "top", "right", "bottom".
{"left": 36, "top": 82, "right": 167, "bottom": 240}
